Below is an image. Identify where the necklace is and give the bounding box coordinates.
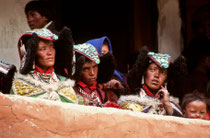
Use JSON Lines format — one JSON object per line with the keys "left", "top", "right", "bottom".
{"left": 78, "top": 87, "right": 101, "bottom": 104}
{"left": 33, "top": 70, "right": 57, "bottom": 84}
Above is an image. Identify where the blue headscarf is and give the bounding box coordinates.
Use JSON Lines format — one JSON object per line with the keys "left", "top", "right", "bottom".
{"left": 86, "top": 36, "right": 126, "bottom": 86}
{"left": 86, "top": 36, "right": 113, "bottom": 56}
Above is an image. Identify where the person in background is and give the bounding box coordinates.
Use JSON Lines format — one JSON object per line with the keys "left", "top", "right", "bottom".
{"left": 118, "top": 46, "right": 187, "bottom": 117}
{"left": 0, "top": 60, "right": 16, "bottom": 94}
{"left": 10, "top": 28, "right": 77, "bottom": 104}
{"left": 181, "top": 90, "right": 208, "bottom": 120}
{"left": 24, "top": 0, "right": 75, "bottom": 78}
{"left": 25, "top": 0, "right": 56, "bottom": 33}
{"left": 86, "top": 36, "right": 125, "bottom": 87}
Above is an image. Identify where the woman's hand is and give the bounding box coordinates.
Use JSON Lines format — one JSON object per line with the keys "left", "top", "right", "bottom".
{"left": 156, "top": 86, "right": 173, "bottom": 115}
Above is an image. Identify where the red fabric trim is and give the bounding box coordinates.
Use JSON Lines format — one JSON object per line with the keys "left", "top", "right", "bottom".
{"left": 104, "top": 101, "right": 121, "bottom": 108}
{"left": 143, "top": 84, "right": 155, "bottom": 97}
{"left": 64, "top": 68, "right": 68, "bottom": 75}
{"left": 148, "top": 56, "right": 161, "bottom": 67}
{"left": 35, "top": 65, "right": 54, "bottom": 73}
{"left": 168, "top": 57, "right": 171, "bottom": 65}
{"left": 148, "top": 55, "right": 171, "bottom": 68}
{"left": 207, "top": 111, "right": 210, "bottom": 120}
{"left": 77, "top": 81, "right": 97, "bottom": 90}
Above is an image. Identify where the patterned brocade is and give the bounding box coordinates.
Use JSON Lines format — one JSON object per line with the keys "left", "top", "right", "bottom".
{"left": 11, "top": 72, "right": 78, "bottom": 104}
{"left": 13, "top": 80, "right": 43, "bottom": 96}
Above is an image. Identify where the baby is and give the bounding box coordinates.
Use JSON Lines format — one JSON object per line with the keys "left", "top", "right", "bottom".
{"left": 181, "top": 90, "right": 208, "bottom": 120}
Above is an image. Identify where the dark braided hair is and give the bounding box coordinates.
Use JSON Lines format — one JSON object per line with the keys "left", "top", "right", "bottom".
{"left": 127, "top": 46, "right": 150, "bottom": 94}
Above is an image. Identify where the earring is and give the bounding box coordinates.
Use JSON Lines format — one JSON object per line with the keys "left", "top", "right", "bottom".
{"left": 33, "top": 60, "right": 35, "bottom": 70}
{"left": 141, "top": 76, "right": 144, "bottom": 85}
{"left": 165, "top": 83, "right": 167, "bottom": 90}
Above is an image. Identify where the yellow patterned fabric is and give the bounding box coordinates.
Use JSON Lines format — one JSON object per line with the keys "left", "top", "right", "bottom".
{"left": 13, "top": 80, "right": 43, "bottom": 96}
{"left": 121, "top": 102, "right": 144, "bottom": 112}
{"left": 57, "top": 87, "right": 77, "bottom": 103}
{"left": 11, "top": 73, "right": 78, "bottom": 104}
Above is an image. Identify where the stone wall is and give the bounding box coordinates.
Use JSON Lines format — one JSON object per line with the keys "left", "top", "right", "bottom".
{"left": 0, "top": 93, "right": 209, "bottom": 137}
{"left": 0, "top": 0, "right": 30, "bottom": 68}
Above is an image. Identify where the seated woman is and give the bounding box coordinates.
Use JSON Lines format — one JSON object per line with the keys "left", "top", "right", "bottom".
{"left": 72, "top": 43, "right": 120, "bottom": 108}
{"left": 118, "top": 46, "right": 187, "bottom": 116}
{"left": 86, "top": 36, "right": 125, "bottom": 103}
{"left": 72, "top": 43, "right": 105, "bottom": 106}
{"left": 10, "top": 28, "right": 77, "bottom": 103}
{"left": 181, "top": 90, "right": 208, "bottom": 120}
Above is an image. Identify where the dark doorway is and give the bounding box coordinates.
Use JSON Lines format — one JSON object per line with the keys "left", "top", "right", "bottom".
{"left": 48, "top": 0, "right": 158, "bottom": 73}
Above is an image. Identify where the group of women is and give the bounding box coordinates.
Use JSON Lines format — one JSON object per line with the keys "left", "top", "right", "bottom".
{"left": 7, "top": 0, "right": 210, "bottom": 121}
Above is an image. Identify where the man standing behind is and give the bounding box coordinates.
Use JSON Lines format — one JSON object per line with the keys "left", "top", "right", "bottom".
{"left": 24, "top": 0, "right": 75, "bottom": 78}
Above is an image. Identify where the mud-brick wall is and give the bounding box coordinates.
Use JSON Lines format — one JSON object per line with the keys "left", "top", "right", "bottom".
{"left": 0, "top": 0, "right": 30, "bottom": 68}
{"left": 0, "top": 93, "right": 209, "bottom": 137}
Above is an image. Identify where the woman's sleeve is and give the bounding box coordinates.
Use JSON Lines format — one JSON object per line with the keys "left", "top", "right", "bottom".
{"left": 170, "top": 101, "right": 183, "bottom": 117}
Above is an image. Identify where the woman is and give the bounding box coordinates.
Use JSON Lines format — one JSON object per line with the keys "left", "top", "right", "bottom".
{"left": 72, "top": 43, "right": 120, "bottom": 108}
{"left": 118, "top": 46, "right": 187, "bottom": 116}
{"left": 10, "top": 28, "right": 77, "bottom": 103}
{"left": 25, "top": 0, "right": 75, "bottom": 78}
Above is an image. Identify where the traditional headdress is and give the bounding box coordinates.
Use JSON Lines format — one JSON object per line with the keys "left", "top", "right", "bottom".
{"left": 72, "top": 43, "right": 99, "bottom": 82}
{"left": 147, "top": 52, "right": 171, "bottom": 69}
{"left": 127, "top": 46, "right": 188, "bottom": 100}
{"left": 17, "top": 28, "right": 58, "bottom": 74}
{"left": 73, "top": 43, "right": 116, "bottom": 84}
{"left": 53, "top": 26, "right": 74, "bottom": 78}
{"left": 73, "top": 43, "right": 100, "bottom": 64}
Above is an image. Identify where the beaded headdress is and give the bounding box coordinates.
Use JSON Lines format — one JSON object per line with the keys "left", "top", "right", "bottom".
{"left": 18, "top": 28, "right": 58, "bottom": 60}
{"left": 73, "top": 43, "right": 100, "bottom": 64}
{"left": 17, "top": 28, "right": 58, "bottom": 74}
{"left": 147, "top": 52, "right": 171, "bottom": 68}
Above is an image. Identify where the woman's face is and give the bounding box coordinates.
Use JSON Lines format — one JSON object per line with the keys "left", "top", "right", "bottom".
{"left": 81, "top": 61, "right": 98, "bottom": 86}
{"left": 183, "top": 100, "right": 207, "bottom": 120}
{"left": 145, "top": 63, "right": 168, "bottom": 91}
{"left": 26, "top": 11, "right": 48, "bottom": 29}
{"left": 36, "top": 40, "right": 55, "bottom": 72}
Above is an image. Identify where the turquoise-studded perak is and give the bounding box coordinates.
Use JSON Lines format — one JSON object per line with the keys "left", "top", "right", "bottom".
{"left": 23, "top": 28, "right": 58, "bottom": 41}
{"left": 73, "top": 43, "right": 100, "bottom": 64}
{"left": 147, "top": 52, "right": 171, "bottom": 68}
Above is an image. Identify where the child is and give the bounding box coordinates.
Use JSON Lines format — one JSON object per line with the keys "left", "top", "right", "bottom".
{"left": 73, "top": 43, "right": 120, "bottom": 108}
{"left": 181, "top": 90, "right": 208, "bottom": 120}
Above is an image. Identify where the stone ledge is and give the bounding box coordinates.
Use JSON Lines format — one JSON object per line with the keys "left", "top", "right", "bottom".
{"left": 0, "top": 93, "right": 209, "bottom": 137}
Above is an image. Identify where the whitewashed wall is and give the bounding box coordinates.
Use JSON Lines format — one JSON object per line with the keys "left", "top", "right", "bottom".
{"left": 157, "top": 0, "right": 183, "bottom": 61}
{"left": 0, "top": 0, "right": 30, "bottom": 68}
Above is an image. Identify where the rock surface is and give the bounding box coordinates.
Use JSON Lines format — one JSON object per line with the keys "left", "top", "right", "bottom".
{"left": 0, "top": 93, "right": 209, "bottom": 137}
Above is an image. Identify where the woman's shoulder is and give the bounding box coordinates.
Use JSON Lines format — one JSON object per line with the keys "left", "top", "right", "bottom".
{"left": 56, "top": 74, "right": 67, "bottom": 81}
